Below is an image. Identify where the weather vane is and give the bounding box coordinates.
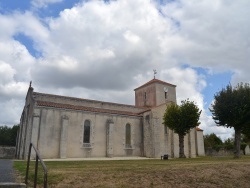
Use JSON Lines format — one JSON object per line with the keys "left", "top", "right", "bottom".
{"left": 153, "top": 69, "right": 157, "bottom": 79}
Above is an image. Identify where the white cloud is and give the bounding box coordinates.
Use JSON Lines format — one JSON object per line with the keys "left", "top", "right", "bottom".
{"left": 0, "top": 61, "right": 16, "bottom": 84}
{"left": 0, "top": 82, "right": 28, "bottom": 100}
{"left": 232, "top": 69, "right": 250, "bottom": 85}
{"left": 160, "top": 0, "right": 250, "bottom": 74}
{"left": 37, "top": 56, "right": 79, "bottom": 71}
{"left": 29, "top": 0, "right": 177, "bottom": 90}
{"left": 124, "top": 30, "right": 141, "bottom": 44}
{"left": 0, "top": 99, "right": 24, "bottom": 126}
{"left": 31, "top": 0, "right": 63, "bottom": 9}
{"left": 161, "top": 67, "right": 205, "bottom": 105}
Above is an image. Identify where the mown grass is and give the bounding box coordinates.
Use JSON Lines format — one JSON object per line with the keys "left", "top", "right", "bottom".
{"left": 14, "top": 155, "right": 250, "bottom": 188}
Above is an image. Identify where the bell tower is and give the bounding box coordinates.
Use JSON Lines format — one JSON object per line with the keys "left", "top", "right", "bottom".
{"left": 134, "top": 78, "right": 176, "bottom": 107}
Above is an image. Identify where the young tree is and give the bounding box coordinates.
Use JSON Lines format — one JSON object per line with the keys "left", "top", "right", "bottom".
{"left": 210, "top": 83, "right": 250, "bottom": 158}
{"left": 163, "top": 99, "right": 201, "bottom": 158}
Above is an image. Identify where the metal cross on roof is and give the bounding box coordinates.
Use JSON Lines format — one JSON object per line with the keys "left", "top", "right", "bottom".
{"left": 153, "top": 69, "right": 157, "bottom": 79}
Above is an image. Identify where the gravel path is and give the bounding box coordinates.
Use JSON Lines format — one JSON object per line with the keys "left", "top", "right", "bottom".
{"left": 0, "top": 159, "right": 15, "bottom": 182}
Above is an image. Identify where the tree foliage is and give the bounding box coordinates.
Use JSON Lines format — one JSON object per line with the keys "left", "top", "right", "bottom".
{"left": 0, "top": 125, "right": 19, "bottom": 146}
{"left": 210, "top": 83, "right": 250, "bottom": 158}
{"left": 163, "top": 99, "right": 201, "bottom": 158}
{"left": 242, "top": 134, "right": 250, "bottom": 145}
{"left": 223, "top": 138, "right": 234, "bottom": 150}
{"left": 204, "top": 133, "right": 223, "bottom": 150}
{"left": 204, "top": 133, "right": 249, "bottom": 154}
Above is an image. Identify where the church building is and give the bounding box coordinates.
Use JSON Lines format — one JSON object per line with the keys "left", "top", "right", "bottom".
{"left": 16, "top": 78, "right": 205, "bottom": 159}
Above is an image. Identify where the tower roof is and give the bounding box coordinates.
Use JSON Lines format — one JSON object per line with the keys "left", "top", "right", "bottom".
{"left": 134, "top": 78, "right": 176, "bottom": 91}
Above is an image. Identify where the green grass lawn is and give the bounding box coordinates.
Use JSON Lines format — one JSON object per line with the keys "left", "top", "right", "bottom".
{"left": 14, "top": 156, "right": 250, "bottom": 188}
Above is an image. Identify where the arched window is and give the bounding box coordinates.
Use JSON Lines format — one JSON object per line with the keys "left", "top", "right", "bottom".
{"left": 83, "top": 120, "right": 91, "bottom": 143}
{"left": 125, "top": 123, "right": 131, "bottom": 148}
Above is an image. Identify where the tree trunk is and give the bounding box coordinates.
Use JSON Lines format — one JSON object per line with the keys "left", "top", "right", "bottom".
{"left": 234, "top": 128, "right": 241, "bottom": 158}
{"left": 179, "top": 134, "right": 186, "bottom": 158}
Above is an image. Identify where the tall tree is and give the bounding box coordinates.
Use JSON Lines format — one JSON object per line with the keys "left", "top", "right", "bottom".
{"left": 163, "top": 99, "right": 201, "bottom": 158}
{"left": 210, "top": 83, "right": 250, "bottom": 158}
{"left": 0, "top": 125, "right": 19, "bottom": 146}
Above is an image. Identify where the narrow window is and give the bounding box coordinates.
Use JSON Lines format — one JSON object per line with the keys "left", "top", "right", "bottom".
{"left": 126, "top": 123, "right": 131, "bottom": 148}
{"left": 144, "top": 92, "right": 147, "bottom": 100}
{"left": 83, "top": 120, "right": 90, "bottom": 143}
{"left": 164, "top": 87, "right": 168, "bottom": 100}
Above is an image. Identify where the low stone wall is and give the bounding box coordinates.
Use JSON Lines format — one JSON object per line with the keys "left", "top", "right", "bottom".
{"left": 0, "top": 146, "right": 16, "bottom": 159}
{"left": 0, "top": 183, "right": 26, "bottom": 188}
{"left": 245, "top": 145, "right": 250, "bottom": 155}
{"left": 205, "top": 146, "right": 250, "bottom": 156}
{"left": 205, "top": 148, "right": 234, "bottom": 156}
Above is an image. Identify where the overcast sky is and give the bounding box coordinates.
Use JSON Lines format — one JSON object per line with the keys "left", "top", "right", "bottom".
{"left": 0, "top": 0, "right": 249, "bottom": 140}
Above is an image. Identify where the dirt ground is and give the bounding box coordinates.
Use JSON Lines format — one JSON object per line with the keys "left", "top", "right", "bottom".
{"left": 15, "top": 156, "right": 250, "bottom": 188}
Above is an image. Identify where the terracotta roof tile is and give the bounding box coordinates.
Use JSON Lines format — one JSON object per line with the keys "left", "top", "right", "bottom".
{"left": 196, "top": 127, "right": 203, "bottom": 131}
{"left": 36, "top": 101, "right": 143, "bottom": 117}
{"left": 33, "top": 92, "right": 146, "bottom": 110}
{"left": 134, "top": 78, "right": 176, "bottom": 91}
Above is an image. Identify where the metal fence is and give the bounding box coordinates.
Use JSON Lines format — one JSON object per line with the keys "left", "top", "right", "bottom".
{"left": 25, "top": 143, "right": 48, "bottom": 188}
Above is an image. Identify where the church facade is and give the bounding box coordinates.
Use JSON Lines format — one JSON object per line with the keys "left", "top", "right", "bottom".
{"left": 16, "top": 78, "right": 205, "bottom": 159}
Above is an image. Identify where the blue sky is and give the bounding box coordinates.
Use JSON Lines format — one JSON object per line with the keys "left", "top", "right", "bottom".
{"left": 1, "top": 0, "right": 249, "bottom": 140}
{"left": 192, "top": 67, "right": 233, "bottom": 109}
{"left": 203, "top": 72, "right": 233, "bottom": 108}
{"left": 0, "top": 0, "right": 78, "bottom": 15}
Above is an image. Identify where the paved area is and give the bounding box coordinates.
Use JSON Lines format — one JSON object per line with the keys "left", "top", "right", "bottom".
{"left": 0, "top": 160, "right": 15, "bottom": 182}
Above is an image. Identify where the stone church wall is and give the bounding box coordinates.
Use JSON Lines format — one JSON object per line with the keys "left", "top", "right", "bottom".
{"left": 16, "top": 86, "right": 36, "bottom": 160}
{"left": 22, "top": 104, "right": 203, "bottom": 159}
{"left": 190, "top": 128, "right": 198, "bottom": 157}
{"left": 135, "top": 84, "right": 156, "bottom": 107}
{"left": 173, "top": 132, "right": 179, "bottom": 158}
{"left": 155, "top": 83, "right": 176, "bottom": 105}
{"left": 152, "top": 116, "right": 160, "bottom": 157}
{"left": 151, "top": 104, "right": 168, "bottom": 158}
{"left": 31, "top": 107, "right": 143, "bottom": 159}
{"left": 196, "top": 130, "right": 205, "bottom": 156}
{"left": 183, "top": 128, "right": 197, "bottom": 158}
{"left": 143, "top": 111, "right": 154, "bottom": 157}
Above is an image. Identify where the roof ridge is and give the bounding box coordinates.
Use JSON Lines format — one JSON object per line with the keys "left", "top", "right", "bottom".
{"left": 196, "top": 127, "right": 203, "bottom": 131}
{"left": 33, "top": 92, "right": 146, "bottom": 110}
{"left": 134, "top": 78, "right": 176, "bottom": 91}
